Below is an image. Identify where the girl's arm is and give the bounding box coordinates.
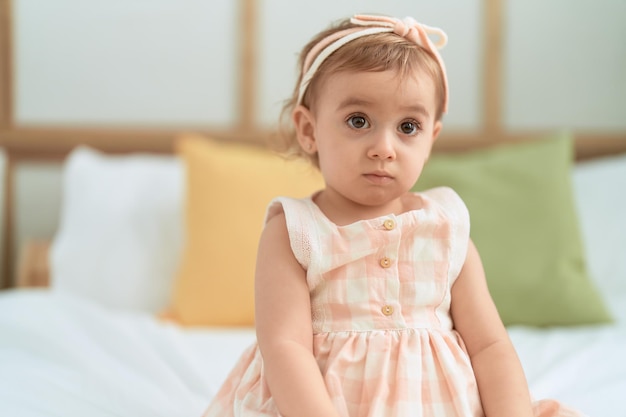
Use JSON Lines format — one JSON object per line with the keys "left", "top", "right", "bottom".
{"left": 451, "top": 239, "right": 534, "bottom": 417}
{"left": 255, "top": 213, "right": 341, "bottom": 417}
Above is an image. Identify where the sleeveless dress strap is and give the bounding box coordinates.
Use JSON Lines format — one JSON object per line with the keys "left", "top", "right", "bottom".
{"left": 265, "top": 196, "right": 320, "bottom": 271}
{"left": 420, "top": 187, "right": 470, "bottom": 285}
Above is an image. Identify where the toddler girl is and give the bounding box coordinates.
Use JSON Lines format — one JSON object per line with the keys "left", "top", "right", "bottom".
{"left": 203, "top": 14, "right": 585, "bottom": 417}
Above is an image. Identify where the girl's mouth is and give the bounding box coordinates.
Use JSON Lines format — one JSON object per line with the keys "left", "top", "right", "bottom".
{"left": 363, "top": 172, "right": 394, "bottom": 185}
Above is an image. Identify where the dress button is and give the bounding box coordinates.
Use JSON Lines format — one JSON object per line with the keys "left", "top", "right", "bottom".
{"left": 381, "top": 305, "right": 394, "bottom": 316}
{"left": 383, "top": 219, "right": 395, "bottom": 230}
{"left": 379, "top": 257, "right": 392, "bottom": 268}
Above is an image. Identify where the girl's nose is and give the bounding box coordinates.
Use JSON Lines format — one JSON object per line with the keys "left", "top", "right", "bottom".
{"left": 367, "top": 131, "right": 396, "bottom": 160}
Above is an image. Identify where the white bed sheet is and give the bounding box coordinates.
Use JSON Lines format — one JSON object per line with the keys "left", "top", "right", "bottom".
{"left": 1, "top": 289, "right": 625, "bottom": 417}
{"left": 0, "top": 289, "right": 255, "bottom": 417}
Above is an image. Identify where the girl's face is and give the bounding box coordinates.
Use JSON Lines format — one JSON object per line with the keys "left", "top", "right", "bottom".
{"left": 294, "top": 69, "right": 442, "bottom": 218}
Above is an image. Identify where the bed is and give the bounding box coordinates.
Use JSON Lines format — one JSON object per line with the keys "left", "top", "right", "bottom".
{"left": 1, "top": 1, "right": 626, "bottom": 416}
{"left": 1, "top": 134, "right": 626, "bottom": 417}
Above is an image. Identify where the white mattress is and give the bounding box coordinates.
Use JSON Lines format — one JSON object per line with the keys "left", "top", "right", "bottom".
{"left": 0, "top": 289, "right": 625, "bottom": 417}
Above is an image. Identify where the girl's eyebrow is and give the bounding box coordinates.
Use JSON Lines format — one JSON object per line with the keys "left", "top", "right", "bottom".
{"left": 336, "top": 97, "right": 373, "bottom": 110}
{"left": 403, "top": 104, "right": 430, "bottom": 118}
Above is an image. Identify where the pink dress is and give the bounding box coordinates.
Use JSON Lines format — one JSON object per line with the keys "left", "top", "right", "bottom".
{"left": 204, "top": 187, "right": 584, "bottom": 417}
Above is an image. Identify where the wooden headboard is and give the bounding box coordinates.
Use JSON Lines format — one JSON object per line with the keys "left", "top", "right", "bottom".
{"left": 0, "top": 0, "right": 624, "bottom": 288}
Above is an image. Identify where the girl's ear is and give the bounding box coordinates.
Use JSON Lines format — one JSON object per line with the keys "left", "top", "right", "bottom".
{"left": 432, "top": 121, "right": 443, "bottom": 143}
{"left": 292, "top": 105, "right": 317, "bottom": 154}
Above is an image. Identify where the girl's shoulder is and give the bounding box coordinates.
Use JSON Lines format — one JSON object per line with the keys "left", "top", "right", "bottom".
{"left": 264, "top": 195, "right": 316, "bottom": 226}
{"left": 263, "top": 195, "right": 320, "bottom": 270}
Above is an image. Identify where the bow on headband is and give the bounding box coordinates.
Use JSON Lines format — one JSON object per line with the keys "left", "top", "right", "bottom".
{"left": 298, "top": 14, "right": 449, "bottom": 113}
{"left": 351, "top": 14, "right": 447, "bottom": 50}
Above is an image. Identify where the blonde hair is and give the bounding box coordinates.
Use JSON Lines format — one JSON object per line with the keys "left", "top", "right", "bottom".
{"left": 274, "top": 17, "right": 447, "bottom": 167}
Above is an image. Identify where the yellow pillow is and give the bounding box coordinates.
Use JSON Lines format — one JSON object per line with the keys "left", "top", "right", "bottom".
{"left": 170, "top": 135, "right": 324, "bottom": 326}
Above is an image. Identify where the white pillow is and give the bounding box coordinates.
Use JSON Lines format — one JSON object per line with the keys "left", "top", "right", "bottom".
{"left": 50, "top": 146, "right": 185, "bottom": 313}
{"left": 572, "top": 152, "right": 626, "bottom": 319}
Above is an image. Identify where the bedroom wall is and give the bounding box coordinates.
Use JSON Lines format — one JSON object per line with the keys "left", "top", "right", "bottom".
{"left": 0, "top": 0, "right": 625, "bottom": 284}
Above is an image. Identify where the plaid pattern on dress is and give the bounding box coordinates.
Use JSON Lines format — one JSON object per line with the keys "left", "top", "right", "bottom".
{"left": 203, "top": 187, "right": 585, "bottom": 417}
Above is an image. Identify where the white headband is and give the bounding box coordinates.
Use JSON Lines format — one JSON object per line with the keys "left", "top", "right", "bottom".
{"left": 297, "top": 14, "right": 449, "bottom": 113}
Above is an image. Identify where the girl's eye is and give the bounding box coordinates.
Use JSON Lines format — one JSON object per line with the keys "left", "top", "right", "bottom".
{"left": 347, "top": 115, "right": 369, "bottom": 129}
{"left": 399, "top": 120, "right": 420, "bottom": 135}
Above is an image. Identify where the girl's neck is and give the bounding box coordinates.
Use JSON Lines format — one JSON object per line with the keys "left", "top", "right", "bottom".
{"left": 312, "top": 190, "right": 421, "bottom": 226}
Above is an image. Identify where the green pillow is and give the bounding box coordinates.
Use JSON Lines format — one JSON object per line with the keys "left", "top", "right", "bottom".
{"left": 413, "top": 133, "right": 611, "bottom": 326}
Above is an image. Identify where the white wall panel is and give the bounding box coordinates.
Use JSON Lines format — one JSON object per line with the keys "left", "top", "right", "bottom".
{"left": 258, "top": 0, "right": 483, "bottom": 131}
{"left": 14, "top": 0, "right": 237, "bottom": 127}
{"left": 505, "top": 0, "right": 626, "bottom": 130}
